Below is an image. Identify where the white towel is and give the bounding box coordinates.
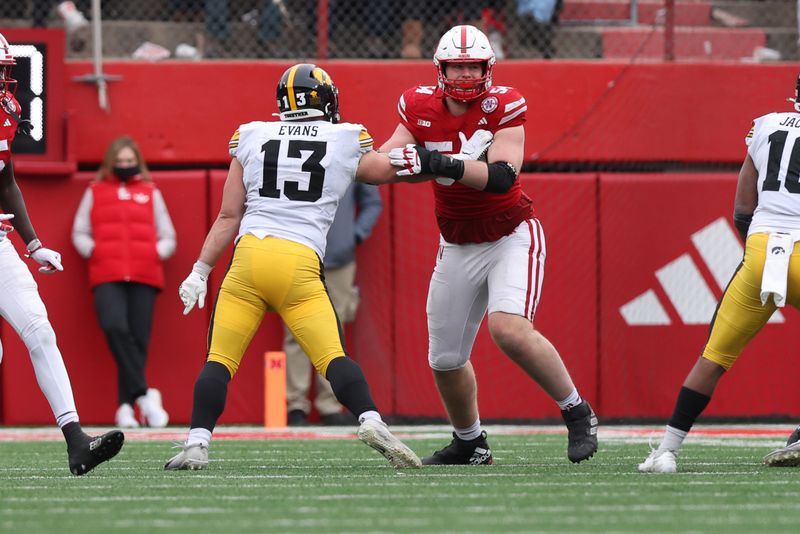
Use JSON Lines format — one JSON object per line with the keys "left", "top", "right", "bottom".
{"left": 760, "top": 232, "right": 794, "bottom": 307}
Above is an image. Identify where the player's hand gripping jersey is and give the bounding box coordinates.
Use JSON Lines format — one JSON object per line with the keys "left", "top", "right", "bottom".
{"left": 746, "top": 112, "right": 800, "bottom": 235}
{"left": 0, "top": 94, "right": 21, "bottom": 172}
{"left": 228, "top": 119, "right": 373, "bottom": 259}
{"left": 398, "top": 85, "right": 529, "bottom": 243}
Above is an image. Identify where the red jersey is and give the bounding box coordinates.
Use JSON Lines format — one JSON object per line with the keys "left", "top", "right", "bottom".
{"left": 398, "top": 85, "right": 531, "bottom": 243}
{"left": 0, "top": 94, "right": 20, "bottom": 170}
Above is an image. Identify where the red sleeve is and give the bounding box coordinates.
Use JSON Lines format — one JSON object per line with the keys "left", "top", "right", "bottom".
{"left": 397, "top": 87, "right": 420, "bottom": 130}
{"left": 397, "top": 86, "right": 438, "bottom": 142}
{"left": 490, "top": 87, "right": 527, "bottom": 131}
{"left": 0, "top": 96, "right": 20, "bottom": 166}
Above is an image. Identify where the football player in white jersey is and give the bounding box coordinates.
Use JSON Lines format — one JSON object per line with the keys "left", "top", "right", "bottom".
{"left": 0, "top": 32, "right": 123, "bottom": 475}
{"left": 165, "top": 63, "right": 425, "bottom": 470}
{"left": 639, "top": 75, "right": 800, "bottom": 473}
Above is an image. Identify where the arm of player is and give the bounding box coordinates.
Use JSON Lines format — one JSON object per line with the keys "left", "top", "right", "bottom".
{"left": 179, "top": 158, "right": 246, "bottom": 315}
{"left": 378, "top": 123, "right": 417, "bottom": 153}
{"left": 0, "top": 162, "right": 63, "bottom": 273}
{"left": 457, "top": 125, "right": 525, "bottom": 192}
{"left": 356, "top": 150, "right": 433, "bottom": 185}
{"left": 732, "top": 153, "right": 758, "bottom": 241}
{"left": 0, "top": 161, "right": 38, "bottom": 246}
{"left": 392, "top": 125, "right": 526, "bottom": 193}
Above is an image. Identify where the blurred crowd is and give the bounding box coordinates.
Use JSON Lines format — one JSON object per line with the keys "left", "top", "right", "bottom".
{"left": 0, "top": 0, "right": 564, "bottom": 60}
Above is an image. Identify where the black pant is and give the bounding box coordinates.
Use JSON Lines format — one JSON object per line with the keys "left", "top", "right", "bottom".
{"left": 93, "top": 282, "right": 158, "bottom": 405}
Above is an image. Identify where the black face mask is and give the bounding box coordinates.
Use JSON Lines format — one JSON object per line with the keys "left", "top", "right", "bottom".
{"left": 112, "top": 165, "right": 141, "bottom": 182}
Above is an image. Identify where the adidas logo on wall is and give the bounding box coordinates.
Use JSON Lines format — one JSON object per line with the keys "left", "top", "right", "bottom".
{"left": 619, "top": 217, "right": 785, "bottom": 326}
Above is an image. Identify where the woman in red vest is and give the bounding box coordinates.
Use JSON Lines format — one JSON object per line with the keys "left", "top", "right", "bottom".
{"left": 71, "top": 136, "right": 175, "bottom": 428}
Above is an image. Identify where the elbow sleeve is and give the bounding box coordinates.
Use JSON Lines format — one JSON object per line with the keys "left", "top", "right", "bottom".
{"left": 484, "top": 161, "right": 518, "bottom": 194}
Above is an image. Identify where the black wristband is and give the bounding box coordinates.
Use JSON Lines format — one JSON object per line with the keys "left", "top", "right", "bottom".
{"left": 416, "top": 146, "right": 465, "bottom": 180}
{"left": 733, "top": 212, "right": 752, "bottom": 242}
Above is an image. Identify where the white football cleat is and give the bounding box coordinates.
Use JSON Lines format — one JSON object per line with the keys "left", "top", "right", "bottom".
{"left": 638, "top": 448, "right": 678, "bottom": 473}
{"left": 357, "top": 419, "right": 422, "bottom": 469}
{"left": 115, "top": 403, "right": 140, "bottom": 428}
{"left": 764, "top": 441, "right": 800, "bottom": 467}
{"left": 137, "top": 388, "right": 169, "bottom": 428}
{"left": 164, "top": 443, "right": 209, "bottom": 470}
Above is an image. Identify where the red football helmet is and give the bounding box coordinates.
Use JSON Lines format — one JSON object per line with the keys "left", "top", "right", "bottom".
{"left": 0, "top": 32, "right": 17, "bottom": 98}
{"left": 433, "top": 25, "right": 496, "bottom": 102}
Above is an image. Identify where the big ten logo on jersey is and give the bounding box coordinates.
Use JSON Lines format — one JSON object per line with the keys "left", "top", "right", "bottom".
{"left": 415, "top": 86, "right": 435, "bottom": 95}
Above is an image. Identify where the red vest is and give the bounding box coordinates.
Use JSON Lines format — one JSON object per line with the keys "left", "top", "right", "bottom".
{"left": 88, "top": 179, "right": 164, "bottom": 289}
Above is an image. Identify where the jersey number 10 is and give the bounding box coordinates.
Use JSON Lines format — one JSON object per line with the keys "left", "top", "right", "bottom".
{"left": 765, "top": 130, "right": 800, "bottom": 193}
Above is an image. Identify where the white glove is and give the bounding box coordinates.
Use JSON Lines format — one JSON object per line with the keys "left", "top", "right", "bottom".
{"left": 452, "top": 130, "right": 493, "bottom": 161}
{"left": 179, "top": 261, "right": 212, "bottom": 315}
{"left": 388, "top": 144, "right": 422, "bottom": 176}
{"left": 30, "top": 247, "right": 63, "bottom": 274}
{"left": 0, "top": 213, "right": 14, "bottom": 241}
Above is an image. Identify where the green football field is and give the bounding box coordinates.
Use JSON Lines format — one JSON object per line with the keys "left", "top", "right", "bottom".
{"left": 0, "top": 426, "right": 798, "bottom": 533}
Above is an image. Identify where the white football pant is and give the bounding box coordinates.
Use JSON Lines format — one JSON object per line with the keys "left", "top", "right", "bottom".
{"left": 0, "top": 239, "right": 78, "bottom": 427}
{"left": 427, "top": 218, "right": 546, "bottom": 371}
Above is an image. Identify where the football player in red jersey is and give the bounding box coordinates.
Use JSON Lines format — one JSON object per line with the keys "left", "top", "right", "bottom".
{"left": 0, "top": 32, "right": 124, "bottom": 475}
{"left": 381, "top": 25, "right": 598, "bottom": 465}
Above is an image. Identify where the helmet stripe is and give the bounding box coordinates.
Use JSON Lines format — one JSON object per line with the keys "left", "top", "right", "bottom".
{"left": 286, "top": 64, "right": 299, "bottom": 111}
{"left": 460, "top": 26, "right": 468, "bottom": 52}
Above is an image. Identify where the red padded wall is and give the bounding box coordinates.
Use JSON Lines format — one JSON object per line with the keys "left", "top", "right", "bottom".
{"left": 59, "top": 62, "right": 800, "bottom": 167}
{"left": 1, "top": 171, "right": 209, "bottom": 424}
{"left": 598, "top": 173, "right": 800, "bottom": 418}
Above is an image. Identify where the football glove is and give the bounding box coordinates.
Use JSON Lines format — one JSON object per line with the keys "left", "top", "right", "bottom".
{"left": 30, "top": 247, "right": 64, "bottom": 274}
{"left": 452, "top": 130, "right": 493, "bottom": 162}
{"left": 388, "top": 144, "right": 422, "bottom": 176}
{"left": 16, "top": 119, "right": 33, "bottom": 137}
{"left": 179, "top": 261, "right": 212, "bottom": 315}
{"left": 436, "top": 130, "right": 493, "bottom": 185}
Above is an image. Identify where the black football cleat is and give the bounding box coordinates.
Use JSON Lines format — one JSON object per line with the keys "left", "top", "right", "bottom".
{"left": 422, "top": 431, "right": 493, "bottom": 465}
{"left": 68, "top": 430, "right": 125, "bottom": 476}
{"left": 561, "top": 400, "right": 598, "bottom": 463}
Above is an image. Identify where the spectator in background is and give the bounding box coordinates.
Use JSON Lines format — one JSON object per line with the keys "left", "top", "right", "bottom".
{"left": 286, "top": 182, "right": 383, "bottom": 426}
{"left": 71, "top": 136, "right": 175, "bottom": 429}
{"left": 32, "top": 1, "right": 90, "bottom": 52}
{"left": 399, "top": 1, "right": 498, "bottom": 59}
{"left": 516, "top": 0, "right": 562, "bottom": 59}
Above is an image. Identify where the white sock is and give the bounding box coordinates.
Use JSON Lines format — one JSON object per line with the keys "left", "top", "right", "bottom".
{"left": 56, "top": 412, "right": 79, "bottom": 428}
{"left": 358, "top": 410, "right": 382, "bottom": 424}
{"left": 659, "top": 425, "right": 687, "bottom": 452}
{"left": 454, "top": 419, "right": 482, "bottom": 441}
{"left": 187, "top": 428, "right": 212, "bottom": 447}
{"left": 25, "top": 322, "right": 78, "bottom": 425}
{"left": 556, "top": 388, "right": 582, "bottom": 410}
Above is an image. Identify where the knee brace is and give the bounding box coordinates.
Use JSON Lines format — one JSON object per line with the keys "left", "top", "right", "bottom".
{"left": 428, "top": 352, "right": 470, "bottom": 372}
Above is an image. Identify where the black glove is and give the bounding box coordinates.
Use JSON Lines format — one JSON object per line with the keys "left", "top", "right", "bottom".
{"left": 16, "top": 119, "right": 33, "bottom": 137}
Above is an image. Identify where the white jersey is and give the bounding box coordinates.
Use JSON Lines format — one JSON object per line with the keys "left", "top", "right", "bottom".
{"left": 746, "top": 111, "right": 800, "bottom": 234}
{"left": 228, "top": 120, "right": 373, "bottom": 259}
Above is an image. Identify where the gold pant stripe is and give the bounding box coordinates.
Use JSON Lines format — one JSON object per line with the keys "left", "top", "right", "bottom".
{"left": 207, "top": 235, "right": 346, "bottom": 377}
{"left": 703, "top": 233, "right": 800, "bottom": 370}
